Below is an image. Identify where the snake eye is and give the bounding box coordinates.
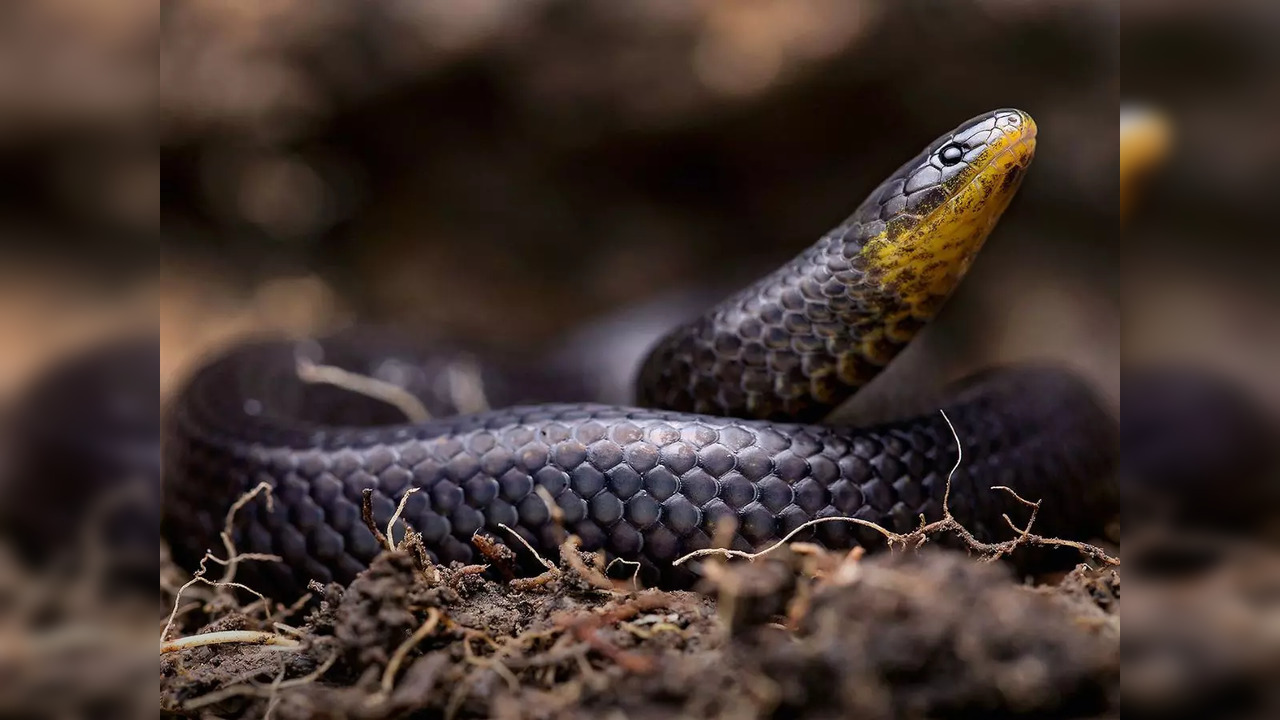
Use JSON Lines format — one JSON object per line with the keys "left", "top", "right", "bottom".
{"left": 940, "top": 144, "right": 965, "bottom": 165}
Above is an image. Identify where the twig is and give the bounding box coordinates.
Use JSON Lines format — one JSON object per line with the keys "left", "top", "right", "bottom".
{"left": 361, "top": 489, "right": 390, "bottom": 551}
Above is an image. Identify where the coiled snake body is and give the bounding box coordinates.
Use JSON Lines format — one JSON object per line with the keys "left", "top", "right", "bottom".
{"left": 161, "top": 109, "right": 1119, "bottom": 593}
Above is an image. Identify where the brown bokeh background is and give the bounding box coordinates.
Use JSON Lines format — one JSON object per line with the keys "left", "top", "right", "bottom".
{"left": 1123, "top": 0, "right": 1280, "bottom": 414}
{"left": 4, "top": 5, "right": 1269, "bottom": 422}
{"left": 13, "top": 0, "right": 1123, "bottom": 410}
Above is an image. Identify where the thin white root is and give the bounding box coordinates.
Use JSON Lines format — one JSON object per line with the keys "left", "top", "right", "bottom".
{"left": 672, "top": 514, "right": 896, "bottom": 567}
{"left": 990, "top": 484, "right": 1038, "bottom": 510}
{"left": 497, "top": 522, "right": 557, "bottom": 572}
{"left": 161, "top": 483, "right": 283, "bottom": 644}
{"left": 940, "top": 408, "right": 961, "bottom": 510}
{"left": 161, "top": 556, "right": 274, "bottom": 644}
{"left": 296, "top": 356, "right": 430, "bottom": 422}
{"left": 605, "top": 557, "right": 643, "bottom": 589}
{"left": 224, "top": 482, "right": 275, "bottom": 530}
{"left": 179, "top": 649, "right": 339, "bottom": 712}
{"left": 386, "top": 488, "right": 420, "bottom": 548}
{"left": 161, "top": 630, "right": 301, "bottom": 654}
{"left": 218, "top": 482, "right": 276, "bottom": 585}
{"left": 272, "top": 623, "right": 307, "bottom": 638}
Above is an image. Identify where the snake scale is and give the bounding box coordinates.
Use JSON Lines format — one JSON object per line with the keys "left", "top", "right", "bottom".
{"left": 158, "top": 109, "right": 1120, "bottom": 594}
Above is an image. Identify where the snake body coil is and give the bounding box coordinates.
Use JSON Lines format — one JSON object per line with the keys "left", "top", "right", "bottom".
{"left": 162, "top": 109, "right": 1119, "bottom": 594}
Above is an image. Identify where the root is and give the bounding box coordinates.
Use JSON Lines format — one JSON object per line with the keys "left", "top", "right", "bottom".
{"left": 673, "top": 515, "right": 895, "bottom": 567}
{"left": 498, "top": 522, "right": 557, "bottom": 573}
{"left": 385, "top": 487, "right": 420, "bottom": 548}
{"left": 295, "top": 354, "right": 430, "bottom": 422}
{"left": 294, "top": 349, "right": 491, "bottom": 419}
{"left": 673, "top": 408, "right": 1120, "bottom": 571}
{"left": 214, "top": 482, "right": 280, "bottom": 586}
{"left": 161, "top": 629, "right": 301, "bottom": 654}
{"left": 360, "top": 488, "right": 391, "bottom": 551}
{"left": 559, "top": 536, "right": 617, "bottom": 590}
{"left": 360, "top": 489, "right": 443, "bottom": 586}
{"left": 379, "top": 607, "right": 443, "bottom": 696}
{"left": 160, "top": 482, "right": 290, "bottom": 650}
{"left": 605, "top": 557, "right": 643, "bottom": 589}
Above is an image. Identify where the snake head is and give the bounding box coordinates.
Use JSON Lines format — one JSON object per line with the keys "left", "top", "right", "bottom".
{"left": 853, "top": 108, "right": 1038, "bottom": 325}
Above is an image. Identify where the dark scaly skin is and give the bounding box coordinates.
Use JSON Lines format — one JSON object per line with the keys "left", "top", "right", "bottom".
{"left": 161, "top": 109, "right": 1116, "bottom": 596}
{"left": 163, "top": 346, "right": 1115, "bottom": 591}
{"left": 639, "top": 109, "right": 1036, "bottom": 421}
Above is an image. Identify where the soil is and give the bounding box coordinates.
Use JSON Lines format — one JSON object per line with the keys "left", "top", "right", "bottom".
{"left": 153, "top": 510, "right": 1278, "bottom": 720}
{"left": 159, "top": 545, "right": 1105, "bottom": 719}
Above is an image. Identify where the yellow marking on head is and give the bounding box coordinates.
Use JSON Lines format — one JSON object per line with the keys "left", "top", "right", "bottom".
{"left": 861, "top": 111, "right": 1038, "bottom": 326}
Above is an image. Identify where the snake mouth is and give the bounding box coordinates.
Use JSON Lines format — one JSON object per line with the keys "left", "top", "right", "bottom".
{"left": 961, "top": 109, "right": 1037, "bottom": 191}
{"left": 926, "top": 111, "right": 1037, "bottom": 238}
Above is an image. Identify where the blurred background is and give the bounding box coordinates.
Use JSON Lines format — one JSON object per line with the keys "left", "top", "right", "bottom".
{"left": 0, "top": 0, "right": 1124, "bottom": 409}
{"left": 0, "top": 0, "right": 154, "bottom": 405}
{"left": 151, "top": 0, "right": 1119, "bottom": 408}
{"left": 1123, "top": 0, "right": 1280, "bottom": 413}
{"left": 1120, "top": 6, "right": 1280, "bottom": 717}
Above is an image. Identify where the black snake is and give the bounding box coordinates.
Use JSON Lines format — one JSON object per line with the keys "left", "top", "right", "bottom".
{"left": 152, "top": 108, "right": 1122, "bottom": 594}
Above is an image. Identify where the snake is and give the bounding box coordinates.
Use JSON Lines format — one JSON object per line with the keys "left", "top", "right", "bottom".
{"left": 155, "top": 108, "right": 1120, "bottom": 595}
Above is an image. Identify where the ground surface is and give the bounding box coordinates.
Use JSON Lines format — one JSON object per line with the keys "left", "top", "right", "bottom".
{"left": 152, "top": 491, "right": 1277, "bottom": 720}
{"left": 159, "top": 534, "right": 1119, "bottom": 719}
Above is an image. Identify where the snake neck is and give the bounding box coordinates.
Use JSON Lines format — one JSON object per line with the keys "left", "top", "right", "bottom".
{"left": 635, "top": 218, "right": 909, "bottom": 422}
{"left": 636, "top": 110, "right": 1036, "bottom": 422}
